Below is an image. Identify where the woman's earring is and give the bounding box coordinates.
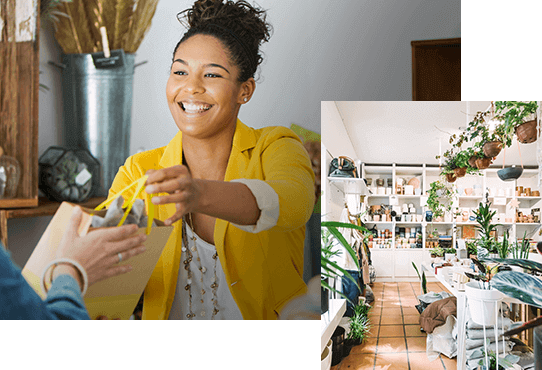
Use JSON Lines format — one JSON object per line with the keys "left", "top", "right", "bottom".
{"left": 243, "top": 97, "right": 248, "bottom": 102}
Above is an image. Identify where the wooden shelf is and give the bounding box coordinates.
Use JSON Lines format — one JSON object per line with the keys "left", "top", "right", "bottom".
{"left": 0, "top": 197, "right": 106, "bottom": 249}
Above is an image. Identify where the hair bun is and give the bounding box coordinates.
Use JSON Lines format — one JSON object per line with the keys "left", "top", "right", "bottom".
{"left": 176, "top": 0, "right": 272, "bottom": 81}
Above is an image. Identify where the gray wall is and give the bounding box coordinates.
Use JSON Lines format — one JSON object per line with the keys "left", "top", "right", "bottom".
{"left": 8, "top": 0, "right": 460, "bottom": 266}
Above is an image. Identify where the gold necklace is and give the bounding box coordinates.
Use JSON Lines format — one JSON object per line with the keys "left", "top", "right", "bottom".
{"left": 182, "top": 213, "right": 220, "bottom": 319}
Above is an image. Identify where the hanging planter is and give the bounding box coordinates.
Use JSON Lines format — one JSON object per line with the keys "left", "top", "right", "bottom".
{"left": 494, "top": 101, "right": 539, "bottom": 146}
{"left": 475, "top": 157, "right": 492, "bottom": 170}
{"left": 497, "top": 140, "right": 524, "bottom": 181}
{"left": 445, "top": 172, "right": 457, "bottom": 183}
{"left": 465, "top": 281, "right": 503, "bottom": 326}
{"left": 468, "top": 155, "right": 478, "bottom": 168}
{"left": 515, "top": 119, "right": 538, "bottom": 144}
{"left": 454, "top": 167, "right": 467, "bottom": 178}
{"left": 483, "top": 141, "right": 503, "bottom": 157}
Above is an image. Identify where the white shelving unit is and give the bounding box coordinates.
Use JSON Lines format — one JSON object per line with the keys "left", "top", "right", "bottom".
{"left": 326, "top": 163, "right": 542, "bottom": 282}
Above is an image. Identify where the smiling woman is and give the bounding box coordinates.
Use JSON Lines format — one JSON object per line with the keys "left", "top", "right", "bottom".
{"left": 106, "top": 0, "right": 315, "bottom": 320}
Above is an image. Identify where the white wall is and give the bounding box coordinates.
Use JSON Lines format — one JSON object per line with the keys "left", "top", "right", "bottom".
{"left": 8, "top": 0, "right": 459, "bottom": 264}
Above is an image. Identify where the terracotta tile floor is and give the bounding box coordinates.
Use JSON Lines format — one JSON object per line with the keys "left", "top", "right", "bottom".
{"left": 331, "top": 282, "right": 457, "bottom": 370}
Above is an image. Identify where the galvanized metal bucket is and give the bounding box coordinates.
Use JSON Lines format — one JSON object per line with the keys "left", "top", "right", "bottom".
{"left": 57, "top": 53, "right": 136, "bottom": 196}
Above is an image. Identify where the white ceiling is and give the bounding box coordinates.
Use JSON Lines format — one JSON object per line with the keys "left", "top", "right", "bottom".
{"left": 334, "top": 101, "right": 539, "bottom": 167}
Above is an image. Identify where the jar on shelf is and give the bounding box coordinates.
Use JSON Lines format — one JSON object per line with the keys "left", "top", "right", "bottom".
{"left": 0, "top": 147, "right": 21, "bottom": 199}
{"left": 39, "top": 146, "right": 100, "bottom": 203}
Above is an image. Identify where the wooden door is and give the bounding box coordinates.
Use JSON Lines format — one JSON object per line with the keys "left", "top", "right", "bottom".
{"left": 412, "top": 38, "right": 461, "bottom": 101}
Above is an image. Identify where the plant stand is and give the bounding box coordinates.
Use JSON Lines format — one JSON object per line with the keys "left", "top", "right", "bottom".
{"left": 465, "top": 282, "right": 507, "bottom": 370}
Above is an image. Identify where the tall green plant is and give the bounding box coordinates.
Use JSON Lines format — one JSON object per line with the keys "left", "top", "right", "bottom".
{"left": 473, "top": 202, "right": 500, "bottom": 254}
{"left": 411, "top": 262, "right": 427, "bottom": 294}
{"left": 321, "top": 221, "right": 369, "bottom": 303}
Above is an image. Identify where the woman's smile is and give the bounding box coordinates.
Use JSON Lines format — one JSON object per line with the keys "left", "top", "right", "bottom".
{"left": 178, "top": 100, "right": 214, "bottom": 114}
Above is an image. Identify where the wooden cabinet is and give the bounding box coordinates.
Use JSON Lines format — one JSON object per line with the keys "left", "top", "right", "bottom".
{"left": 412, "top": 38, "right": 461, "bottom": 101}
{"left": 0, "top": 0, "right": 40, "bottom": 209}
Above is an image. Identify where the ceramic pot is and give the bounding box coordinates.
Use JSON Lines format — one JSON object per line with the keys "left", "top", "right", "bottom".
{"left": 515, "top": 119, "right": 538, "bottom": 144}
{"left": 483, "top": 141, "right": 502, "bottom": 157}
{"left": 454, "top": 167, "right": 467, "bottom": 178}
{"left": 445, "top": 172, "right": 457, "bottom": 183}
{"left": 321, "top": 345, "right": 332, "bottom": 370}
{"left": 465, "top": 281, "right": 503, "bottom": 326}
{"left": 497, "top": 166, "right": 523, "bottom": 181}
{"left": 475, "top": 157, "right": 492, "bottom": 170}
{"left": 468, "top": 155, "right": 478, "bottom": 168}
{"left": 331, "top": 326, "right": 346, "bottom": 366}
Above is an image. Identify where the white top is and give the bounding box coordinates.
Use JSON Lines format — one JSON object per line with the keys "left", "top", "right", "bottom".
{"left": 168, "top": 179, "right": 279, "bottom": 320}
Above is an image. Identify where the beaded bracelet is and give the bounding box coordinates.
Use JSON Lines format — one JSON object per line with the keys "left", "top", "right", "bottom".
{"left": 41, "top": 258, "right": 88, "bottom": 297}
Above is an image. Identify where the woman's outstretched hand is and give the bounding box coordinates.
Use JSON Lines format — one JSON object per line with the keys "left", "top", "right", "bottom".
{"left": 145, "top": 165, "right": 202, "bottom": 225}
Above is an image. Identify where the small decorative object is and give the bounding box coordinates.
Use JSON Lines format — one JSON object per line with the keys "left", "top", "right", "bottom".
{"left": 0, "top": 146, "right": 21, "bottom": 199}
{"left": 39, "top": 146, "right": 100, "bottom": 203}
{"left": 475, "top": 157, "right": 492, "bottom": 170}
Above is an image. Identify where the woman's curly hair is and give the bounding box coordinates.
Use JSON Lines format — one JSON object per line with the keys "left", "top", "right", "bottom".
{"left": 175, "top": 0, "right": 272, "bottom": 82}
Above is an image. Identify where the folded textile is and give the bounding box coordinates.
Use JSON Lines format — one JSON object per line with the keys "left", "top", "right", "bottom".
{"left": 420, "top": 296, "right": 457, "bottom": 334}
{"left": 466, "top": 327, "right": 504, "bottom": 339}
{"left": 91, "top": 196, "right": 155, "bottom": 228}
{"left": 467, "top": 317, "right": 513, "bottom": 330}
{"left": 466, "top": 340, "right": 514, "bottom": 360}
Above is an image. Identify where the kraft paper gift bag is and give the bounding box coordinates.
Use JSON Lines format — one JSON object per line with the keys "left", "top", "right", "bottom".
{"left": 22, "top": 176, "right": 173, "bottom": 319}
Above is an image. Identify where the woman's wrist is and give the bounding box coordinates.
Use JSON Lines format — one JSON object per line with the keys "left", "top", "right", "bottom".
{"left": 52, "top": 264, "right": 84, "bottom": 292}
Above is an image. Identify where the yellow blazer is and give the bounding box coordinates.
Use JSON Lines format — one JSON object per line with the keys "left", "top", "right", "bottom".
{"left": 108, "top": 120, "right": 315, "bottom": 319}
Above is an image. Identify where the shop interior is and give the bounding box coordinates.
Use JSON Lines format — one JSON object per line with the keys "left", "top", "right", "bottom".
{"left": 321, "top": 101, "right": 541, "bottom": 370}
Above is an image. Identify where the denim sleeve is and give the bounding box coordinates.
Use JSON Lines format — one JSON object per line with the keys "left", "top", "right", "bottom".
{"left": 0, "top": 246, "right": 89, "bottom": 320}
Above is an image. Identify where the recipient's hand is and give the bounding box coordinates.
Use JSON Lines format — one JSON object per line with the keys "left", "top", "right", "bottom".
{"left": 53, "top": 207, "right": 147, "bottom": 289}
{"left": 145, "top": 165, "right": 202, "bottom": 225}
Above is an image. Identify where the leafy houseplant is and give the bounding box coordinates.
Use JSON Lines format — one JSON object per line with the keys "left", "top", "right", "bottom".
{"left": 430, "top": 246, "right": 445, "bottom": 258}
{"left": 346, "top": 303, "right": 371, "bottom": 345}
{"left": 495, "top": 101, "right": 538, "bottom": 145}
{"left": 466, "top": 240, "right": 478, "bottom": 258}
{"left": 321, "top": 221, "right": 369, "bottom": 304}
{"left": 473, "top": 202, "right": 500, "bottom": 255}
{"left": 479, "top": 256, "right": 542, "bottom": 363}
{"left": 426, "top": 180, "right": 454, "bottom": 220}
{"left": 477, "top": 346, "right": 518, "bottom": 370}
{"left": 465, "top": 108, "right": 505, "bottom": 158}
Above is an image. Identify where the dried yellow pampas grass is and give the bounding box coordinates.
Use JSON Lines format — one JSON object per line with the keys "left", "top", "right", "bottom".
{"left": 51, "top": 0, "right": 159, "bottom": 54}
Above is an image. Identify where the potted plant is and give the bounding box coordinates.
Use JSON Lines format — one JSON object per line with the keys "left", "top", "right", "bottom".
{"left": 430, "top": 246, "right": 445, "bottom": 258}
{"left": 343, "top": 303, "right": 371, "bottom": 356}
{"left": 426, "top": 180, "right": 454, "bottom": 220}
{"left": 464, "top": 258, "right": 503, "bottom": 326}
{"left": 495, "top": 101, "right": 539, "bottom": 144}
{"left": 479, "top": 256, "right": 542, "bottom": 370}
{"left": 444, "top": 248, "right": 456, "bottom": 262}
{"left": 473, "top": 202, "right": 501, "bottom": 257}
{"left": 465, "top": 109, "right": 505, "bottom": 158}
{"left": 412, "top": 262, "right": 430, "bottom": 313}
{"left": 476, "top": 346, "right": 520, "bottom": 370}
{"left": 466, "top": 240, "right": 478, "bottom": 259}
{"left": 321, "top": 221, "right": 369, "bottom": 314}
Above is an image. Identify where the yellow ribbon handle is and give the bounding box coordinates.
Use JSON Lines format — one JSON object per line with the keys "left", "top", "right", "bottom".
{"left": 94, "top": 175, "right": 154, "bottom": 235}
